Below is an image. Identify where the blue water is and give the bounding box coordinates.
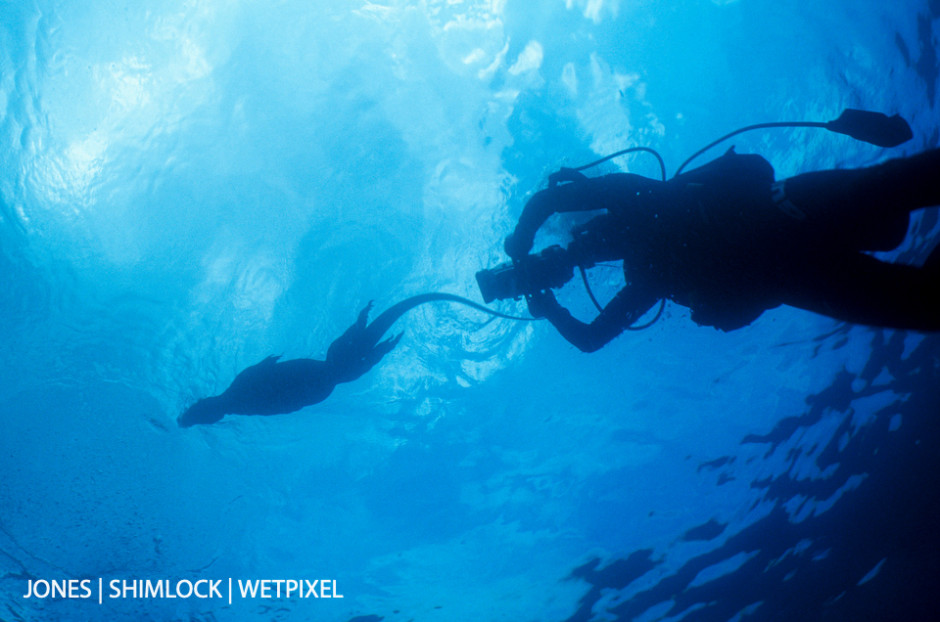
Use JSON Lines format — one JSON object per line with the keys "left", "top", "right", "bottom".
{"left": 2, "top": 1, "right": 938, "bottom": 620}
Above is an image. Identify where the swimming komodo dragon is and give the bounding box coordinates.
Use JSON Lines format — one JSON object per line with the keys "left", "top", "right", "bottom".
{"left": 178, "top": 293, "right": 528, "bottom": 427}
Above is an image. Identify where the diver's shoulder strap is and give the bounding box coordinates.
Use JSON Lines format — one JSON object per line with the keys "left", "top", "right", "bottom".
{"left": 675, "top": 148, "right": 775, "bottom": 188}
{"left": 548, "top": 167, "right": 589, "bottom": 187}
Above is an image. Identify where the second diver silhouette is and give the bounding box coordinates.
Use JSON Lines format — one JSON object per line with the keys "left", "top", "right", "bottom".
{"left": 178, "top": 293, "right": 529, "bottom": 427}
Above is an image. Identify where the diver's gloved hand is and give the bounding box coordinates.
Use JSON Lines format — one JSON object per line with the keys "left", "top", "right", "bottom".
{"left": 504, "top": 231, "right": 530, "bottom": 262}
{"left": 505, "top": 188, "right": 556, "bottom": 260}
{"left": 525, "top": 290, "right": 562, "bottom": 319}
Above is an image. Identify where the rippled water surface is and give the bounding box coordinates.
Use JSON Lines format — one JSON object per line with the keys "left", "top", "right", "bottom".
{"left": 2, "top": 1, "right": 939, "bottom": 620}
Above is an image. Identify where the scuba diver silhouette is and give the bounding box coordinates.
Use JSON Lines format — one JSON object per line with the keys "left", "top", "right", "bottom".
{"left": 178, "top": 294, "right": 531, "bottom": 426}
{"left": 476, "top": 110, "right": 940, "bottom": 352}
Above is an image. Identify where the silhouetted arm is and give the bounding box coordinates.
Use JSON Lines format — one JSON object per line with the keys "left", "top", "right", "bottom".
{"left": 505, "top": 173, "right": 660, "bottom": 260}
{"left": 527, "top": 285, "right": 660, "bottom": 352}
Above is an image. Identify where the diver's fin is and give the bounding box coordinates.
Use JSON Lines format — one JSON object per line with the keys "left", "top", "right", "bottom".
{"left": 825, "top": 109, "right": 913, "bottom": 148}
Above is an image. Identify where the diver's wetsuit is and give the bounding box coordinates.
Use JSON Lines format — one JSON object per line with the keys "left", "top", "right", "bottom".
{"left": 505, "top": 148, "right": 940, "bottom": 352}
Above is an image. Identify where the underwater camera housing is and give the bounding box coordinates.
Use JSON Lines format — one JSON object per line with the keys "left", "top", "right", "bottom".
{"left": 476, "top": 245, "right": 575, "bottom": 303}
